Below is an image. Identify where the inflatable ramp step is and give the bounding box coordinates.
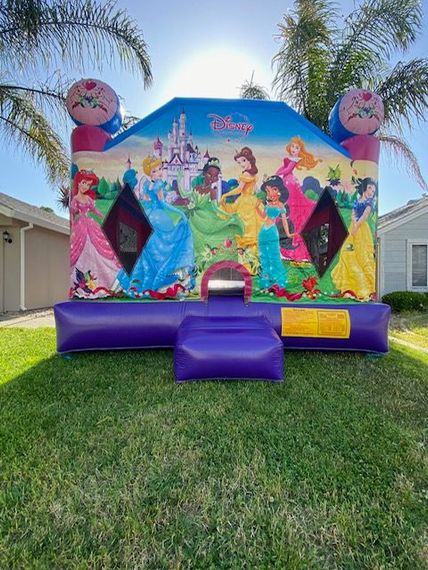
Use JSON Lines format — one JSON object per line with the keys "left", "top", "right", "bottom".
{"left": 174, "top": 315, "right": 284, "bottom": 383}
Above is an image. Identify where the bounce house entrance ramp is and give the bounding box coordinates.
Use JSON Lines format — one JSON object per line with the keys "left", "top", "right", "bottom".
{"left": 174, "top": 315, "right": 284, "bottom": 383}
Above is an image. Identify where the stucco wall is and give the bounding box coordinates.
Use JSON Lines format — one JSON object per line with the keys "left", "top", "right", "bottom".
{"left": 380, "top": 211, "right": 428, "bottom": 296}
{"left": 24, "top": 225, "right": 69, "bottom": 309}
{"left": 1, "top": 216, "right": 69, "bottom": 312}
{"left": 0, "top": 224, "right": 21, "bottom": 312}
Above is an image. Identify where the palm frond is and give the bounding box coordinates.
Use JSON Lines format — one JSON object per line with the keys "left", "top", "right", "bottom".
{"left": 326, "top": 49, "right": 384, "bottom": 107}
{"left": 0, "top": 0, "right": 152, "bottom": 85}
{"left": 272, "top": 0, "right": 337, "bottom": 129}
{"left": 326, "top": 0, "right": 422, "bottom": 113}
{"left": 0, "top": 85, "right": 69, "bottom": 185}
{"left": 380, "top": 132, "right": 427, "bottom": 190}
{"left": 57, "top": 185, "right": 70, "bottom": 211}
{"left": 0, "top": 78, "right": 70, "bottom": 124}
{"left": 330, "top": 0, "right": 422, "bottom": 82}
{"left": 375, "top": 58, "right": 428, "bottom": 132}
{"left": 119, "top": 113, "right": 140, "bottom": 133}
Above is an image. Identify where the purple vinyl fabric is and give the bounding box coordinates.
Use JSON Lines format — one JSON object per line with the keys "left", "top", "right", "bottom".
{"left": 54, "top": 297, "right": 390, "bottom": 354}
{"left": 174, "top": 315, "right": 284, "bottom": 382}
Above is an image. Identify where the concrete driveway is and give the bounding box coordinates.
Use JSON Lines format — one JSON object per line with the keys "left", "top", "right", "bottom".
{"left": 0, "top": 309, "right": 55, "bottom": 328}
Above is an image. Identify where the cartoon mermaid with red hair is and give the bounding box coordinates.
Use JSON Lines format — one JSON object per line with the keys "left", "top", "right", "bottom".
{"left": 276, "top": 136, "right": 322, "bottom": 261}
{"left": 70, "top": 169, "right": 120, "bottom": 298}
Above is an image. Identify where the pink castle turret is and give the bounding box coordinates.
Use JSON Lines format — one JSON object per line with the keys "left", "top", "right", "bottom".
{"left": 154, "top": 136, "right": 163, "bottom": 158}
{"left": 179, "top": 110, "right": 186, "bottom": 142}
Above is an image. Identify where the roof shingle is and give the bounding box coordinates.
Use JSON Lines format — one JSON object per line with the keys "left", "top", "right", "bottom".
{"left": 0, "top": 192, "right": 69, "bottom": 231}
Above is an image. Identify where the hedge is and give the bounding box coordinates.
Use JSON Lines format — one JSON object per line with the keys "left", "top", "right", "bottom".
{"left": 382, "top": 291, "right": 428, "bottom": 312}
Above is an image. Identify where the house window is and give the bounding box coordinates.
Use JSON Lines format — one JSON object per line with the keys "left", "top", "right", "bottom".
{"left": 407, "top": 240, "right": 428, "bottom": 290}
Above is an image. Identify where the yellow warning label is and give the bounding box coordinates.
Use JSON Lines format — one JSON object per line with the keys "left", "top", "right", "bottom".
{"left": 281, "top": 308, "right": 351, "bottom": 339}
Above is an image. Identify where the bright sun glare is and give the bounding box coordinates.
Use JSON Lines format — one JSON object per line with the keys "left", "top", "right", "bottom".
{"left": 162, "top": 47, "right": 271, "bottom": 100}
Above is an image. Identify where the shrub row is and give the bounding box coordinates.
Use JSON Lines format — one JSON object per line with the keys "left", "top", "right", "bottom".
{"left": 382, "top": 291, "right": 428, "bottom": 312}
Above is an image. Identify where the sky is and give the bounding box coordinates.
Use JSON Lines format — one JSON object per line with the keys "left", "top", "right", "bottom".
{"left": 0, "top": 0, "right": 427, "bottom": 216}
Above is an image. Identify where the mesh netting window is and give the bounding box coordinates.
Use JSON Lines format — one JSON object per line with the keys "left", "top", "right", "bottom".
{"left": 301, "top": 190, "right": 348, "bottom": 277}
{"left": 102, "top": 184, "right": 153, "bottom": 275}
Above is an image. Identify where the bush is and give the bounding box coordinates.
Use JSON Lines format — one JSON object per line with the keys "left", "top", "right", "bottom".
{"left": 382, "top": 291, "right": 428, "bottom": 312}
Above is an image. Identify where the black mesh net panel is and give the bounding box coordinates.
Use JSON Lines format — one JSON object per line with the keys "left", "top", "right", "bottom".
{"left": 102, "top": 184, "right": 153, "bottom": 275}
{"left": 301, "top": 189, "right": 348, "bottom": 277}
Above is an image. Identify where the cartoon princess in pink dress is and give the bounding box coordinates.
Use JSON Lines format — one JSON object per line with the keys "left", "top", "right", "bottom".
{"left": 70, "top": 170, "right": 120, "bottom": 298}
{"left": 276, "top": 137, "right": 322, "bottom": 261}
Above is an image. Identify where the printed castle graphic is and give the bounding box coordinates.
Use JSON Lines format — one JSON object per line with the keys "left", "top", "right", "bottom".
{"left": 153, "top": 110, "right": 215, "bottom": 193}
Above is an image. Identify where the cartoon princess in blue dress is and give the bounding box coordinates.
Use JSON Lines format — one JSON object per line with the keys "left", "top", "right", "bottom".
{"left": 118, "top": 156, "right": 195, "bottom": 295}
{"left": 255, "top": 176, "right": 295, "bottom": 289}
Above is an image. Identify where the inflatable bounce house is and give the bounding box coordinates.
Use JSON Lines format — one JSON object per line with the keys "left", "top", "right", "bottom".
{"left": 54, "top": 79, "right": 390, "bottom": 382}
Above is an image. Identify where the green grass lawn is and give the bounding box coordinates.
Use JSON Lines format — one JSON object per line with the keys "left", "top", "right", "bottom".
{"left": 390, "top": 312, "right": 428, "bottom": 350}
{"left": 0, "top": 328, "right": 427, "bottom": 569}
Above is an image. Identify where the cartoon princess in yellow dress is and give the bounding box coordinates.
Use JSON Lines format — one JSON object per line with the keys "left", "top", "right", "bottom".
{"left": 220, "top": 147, "right": 263, "bottom": 257}
{"left": 331, "top": 177, "right": 377, "bottom": 300}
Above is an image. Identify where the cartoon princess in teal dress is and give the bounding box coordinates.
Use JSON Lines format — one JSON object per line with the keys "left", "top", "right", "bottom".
{"left": 256, "top": 176, "right": 295, "bottom": 289}
{"left": 118, "top": 157, "right": 195, "bottom": 295}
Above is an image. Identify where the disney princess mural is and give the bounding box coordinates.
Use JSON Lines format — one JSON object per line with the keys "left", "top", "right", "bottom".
{"left": 118, "top": 156, "right": 195, "bottom": 296}
{"left": 192, "top": 156, "right": 222, "bottom": 200}
{"left": 331, "top": 177, "right": 377, "bottom": 300}
{"left": 70, "top": 170, "right": 121, "bottom": 298}
{"left": 276, "top": 136, "right": 322, "bottom": 261}
{"left": 256, "top": 176, "right": 295, "bottom": 289}
{"left": 179, "top": 158, "right": 244, "bottom": 259}
{"left": 220, "top": 147, "right": 263, "bottom": 265}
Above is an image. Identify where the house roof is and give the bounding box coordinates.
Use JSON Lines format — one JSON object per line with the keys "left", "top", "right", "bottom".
{"left": 0, "top": 192, "right": 69, "bottom": 235}
{"left": 378, "top": 195, "right": 428, "bottom": 235}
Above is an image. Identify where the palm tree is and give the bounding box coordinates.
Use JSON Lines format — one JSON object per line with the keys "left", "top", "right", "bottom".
{"left": 239, "top": 72, "right": 270, "bottom": 101}
{"left": 242, "top": 0, "right": 428, "bottom": 189}
{"left": 0, "top": 0, "right": 152, "bottom": 186}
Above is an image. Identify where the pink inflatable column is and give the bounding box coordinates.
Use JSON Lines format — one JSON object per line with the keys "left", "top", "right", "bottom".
{"left": 329, "top": 88, "right": 384, "bottom": 163}
{"left": 66, "top": 78, "right": 123, "bottom": 152}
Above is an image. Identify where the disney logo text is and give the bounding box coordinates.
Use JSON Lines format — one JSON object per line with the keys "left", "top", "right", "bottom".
{"left": 208, "top": 114, "right": 253, "bottom": 136}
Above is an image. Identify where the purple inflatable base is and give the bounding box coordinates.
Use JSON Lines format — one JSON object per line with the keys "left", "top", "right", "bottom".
{"left": 54, "top": 297, "right": 390, "bottom": 354}
{"left": 174, "top": 315, "right": 284, "bottom": 383}
{"left": 175, "top": 377, "right": 283, "bottom": 384}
